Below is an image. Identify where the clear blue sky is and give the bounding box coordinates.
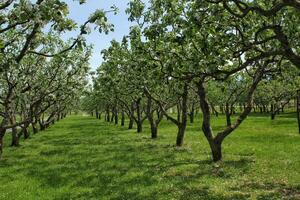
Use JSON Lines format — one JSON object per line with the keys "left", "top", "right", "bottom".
{"left": 66, "top": 0, "right": 132, "bottom": 71}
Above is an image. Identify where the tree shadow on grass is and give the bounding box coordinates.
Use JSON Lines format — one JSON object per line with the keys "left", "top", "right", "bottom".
{"left": 230, "top": 181, "right": 300, "bottom": 200}
{"left": 0, "top": 116, "right": 293, "bottom": 199}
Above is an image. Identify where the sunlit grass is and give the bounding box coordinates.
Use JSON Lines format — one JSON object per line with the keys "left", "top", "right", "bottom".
{"left": 0, "top": 113, "right": 299, "bottom": 199}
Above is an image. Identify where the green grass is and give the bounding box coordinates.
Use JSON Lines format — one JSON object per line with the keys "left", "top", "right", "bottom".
{"left": 0, "top": 113, "right": 300, "bottom": 200}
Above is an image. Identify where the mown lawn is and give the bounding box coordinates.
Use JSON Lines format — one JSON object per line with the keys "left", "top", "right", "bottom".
{"left": 0, "top": 113, "right": 300, "bottom": 200}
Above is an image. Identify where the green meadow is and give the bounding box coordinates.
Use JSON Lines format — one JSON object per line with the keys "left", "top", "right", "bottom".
{"left": 0, "top": 114, "right": 299, "bottom": 200}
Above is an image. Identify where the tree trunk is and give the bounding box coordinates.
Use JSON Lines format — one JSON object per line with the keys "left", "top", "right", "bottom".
{"left": 128, "top": 117, "right": 134, "bottom": 129}
{"left": 11, "top": 126, "right": 19, "bottom": 147}
{"left": 226, "top": 113, "right": 231, "bottom": 126}
{"left": 96, "top": 110, "right": 99, "bottom": 119}
{"left": 189, "top": 102, "right": 195, "bottom": 123}
{"left": 23, "top": 127, "right": 30, "bottom": 139}
{"left": 39, "top": 118, "right": 45, "bottom": 131}
{"left": 176, "top": 124, "right": 186, "bottom": 146}
{"left": 151, "top": 126, "right": 157, "bottom": 139}
{"left": 210, "top": 140, "right": 222, "bottom": 162}
{"left": 137, "top": 121, "right": 142, "bottom": 133}
{"left": 19, "top": 124, "right": 30, "bottom": 139}
{"left": 32, "top": 121, "right": 38, "bottom": 134}
{"left": 271, "top": 104, "right": 276, "bottom": 120}
{"left": 176, "top": 83, "right": 189, "bottom": 147}
{"left": 136, "top": 98, "right": 142, "bottom": 133}
{"left": 121, "top": 111, "right": 125, "bottom": 126}
{"left": 10, "top": 115, "right": 19, "bottom": 147}
{"left": 106, "top": 108, "right": 110, "bottom": 122}
{"left": 225, "top": 103, "right": 231, "bottom": 126}
{"left": 114, "top": 108, "right": 118, "bottom": 125}
{"left": 146, "top": 96, "right": 158, "bottom": 139}
{"left": 128, "top": 102, "right": 135, "bottom": 129}
{"left": 110, "top": 108, "right": 115, "bottom": 122}
{"left": 0, "top": 129, "right": 6, "bottom": 158}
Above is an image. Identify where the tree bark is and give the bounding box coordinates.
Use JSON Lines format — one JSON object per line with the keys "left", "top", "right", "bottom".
{"left": 96, "top": 110, "right": 99, "bottom": 119}
{"left": 121, "top": 111, "right": 125, "bottom": 126}
{"left": 10, "top": 115, "right": 19, "bottom": 147}
{"left": 106, "top": 108, "right": 110, "bottom": 122}
{"left": 225, "top": 103, "right": 232, "bottom": 126}
{"left": 32, "top": 121, "right": 38, "bottom": 134}
{"left": 189, "top": 102, "right": 195, "bottom": 123}
{"left": 210, "top": 140, "right": 222, "bottom": 162}
{"left": 146, "top": 96, "right": 159, "bottom": 139}
{"left": 271, "top": 104, "right": 276, "bottom": 120}
{"left": 128, "top": 117, "right": 134, "bottom": 129}
{"left": 114, "top": 108, "right": 118, "bottom": 125}
{"left": 11, "top": 126, "right": 19, "bottom": 146}
{"left": 128, "top": 102, "right": 135, "bottom": 129}
{"left": 23, "top": 127, "right": 30, "bottom": 139}
{"left": 110, "top": 108, "right": 115, "bottom": 122}
{"left": 137, "top": 121, "right": 142, "bottom": 133}
{"left": 0, "top": 128, "right": 6, "bottom": 158}
{"left": 136, "top": 98, "right": 142, "bottom": 133}
{"left": 176, "top": 83, "right": 189, "bottom": 147}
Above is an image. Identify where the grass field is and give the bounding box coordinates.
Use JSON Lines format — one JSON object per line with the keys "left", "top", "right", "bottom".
{"left": 0, "top": 113, "right": 300, "bottom": 200}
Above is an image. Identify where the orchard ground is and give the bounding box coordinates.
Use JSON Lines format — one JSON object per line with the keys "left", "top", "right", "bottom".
{"left": 0, "top": 113, "right": 300, "bottom": 200}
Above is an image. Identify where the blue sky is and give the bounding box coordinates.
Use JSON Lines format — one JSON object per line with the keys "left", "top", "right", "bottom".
{"left": 66, "top": 0, "right": 132, "bottom": 71}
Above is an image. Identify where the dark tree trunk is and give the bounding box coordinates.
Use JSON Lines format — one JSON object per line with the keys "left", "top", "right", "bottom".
{"left": 106, "top": 108, "right": 110, "bottom": 122}
{"left": 0, "top": 129, "right": 6, "bottom": 158}
{"left": 128, "top": 102, "right": 135, "bottom": 129}
{"left": 32, "top": 120, "right": 38, "bottom": 134}
{"left": 176, "top": 124, "right": 186, "bottom": 146}
{"left": 137, "top": 121, "right": 142, "bottom": 133}
{"left": 39, "top": 119, "right": 45, "bottom": 131}
{"left": 11, "top": 127, "right": 19, "bottom": 147}
{"left": 136, "top": 98, "right": 142, "bottom": 133}
{"left": 146, "top": 96, "right": 158, "bottom": 139}
{"left": 121, "top": 111, "right": 125, "bottom": 126}
{"left": 23, "top": 127, "right": 30, "bottom": 139}
{"left": 128, "top": 117, "right": 134, "bottom": 129}
{"left": 19, "top": 124, "right": 30, "bottom": 139}
{"left": 226, "top": 113, "right": 231, "bottom": 126}
{"left": 110, "top": 108, "right": 115, "bottom": 122}
{"left": 96, "top": 110, "right": 99, "bottom": 119}
{"left": 210, "top": 140, "right": 222, "bottom": 162}
{"left": 114, "top": 108, "right": 118, "bottom": 125}
{"left": 271, "top": 104, "right": 276, "bottom": 120}
{"left": 189, "top": 103, "right": 195, "bottom": 124}
{"left": 151, "top": 126, "right": 157, "bottom": 139}
{"left": 175, "top": 83, "right": 189, "bottom": 147}
{"left": 10, "top": 115, "right": 19, "bottom": 147}
{"left": 225, "top": 103, "right": 231, "bottom": 126}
